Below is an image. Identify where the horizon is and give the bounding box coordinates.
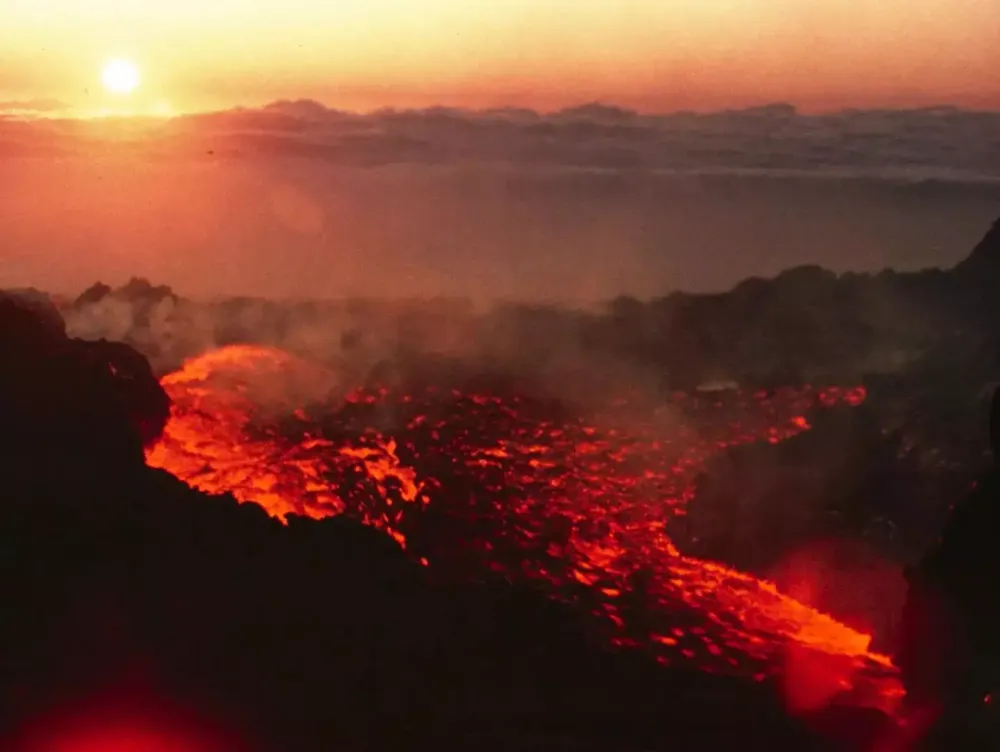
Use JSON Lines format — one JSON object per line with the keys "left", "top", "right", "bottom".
{"left": 5, "top": 97, "right": 1000, "bottom": 122}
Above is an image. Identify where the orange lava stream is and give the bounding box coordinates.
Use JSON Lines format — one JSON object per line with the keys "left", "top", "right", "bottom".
{"left": 146, "top": 345, "right": 903, "bottom": 714}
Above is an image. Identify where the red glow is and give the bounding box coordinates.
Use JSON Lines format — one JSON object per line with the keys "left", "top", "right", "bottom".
{"left": 146, "top": 345, "right": 900, "bottom": 714}
{"left": 10, "top": 691, "right": 239, "bottom": 752}
{"left": 29, "top": 725, "right": 191, "bottom": 752}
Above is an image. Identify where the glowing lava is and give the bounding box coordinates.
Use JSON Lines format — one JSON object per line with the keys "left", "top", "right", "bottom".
{"left": 147, "top": 344, "right": 902, "bottom": 713}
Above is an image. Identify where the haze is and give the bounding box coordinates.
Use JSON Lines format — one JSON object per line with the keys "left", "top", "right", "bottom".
{"left": 1, "top": 1, "right": 998, "bottom": 302}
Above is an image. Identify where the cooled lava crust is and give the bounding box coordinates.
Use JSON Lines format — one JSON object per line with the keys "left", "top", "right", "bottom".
{"left": 147, "top": 344, "right": 902, "bottom": 716}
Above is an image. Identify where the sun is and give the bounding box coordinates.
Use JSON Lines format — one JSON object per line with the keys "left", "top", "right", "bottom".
{"left": 101, "top": 58, "right": 141, "bottom": 95}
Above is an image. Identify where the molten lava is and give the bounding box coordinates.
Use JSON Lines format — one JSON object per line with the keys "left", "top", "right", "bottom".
{"left": 147, "top": 344, "right": 902, "bottom": 713}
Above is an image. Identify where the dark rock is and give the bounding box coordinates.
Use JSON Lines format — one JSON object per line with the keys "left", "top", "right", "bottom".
{"left": 0, "top": 281, "right": 827, "bottom": 752}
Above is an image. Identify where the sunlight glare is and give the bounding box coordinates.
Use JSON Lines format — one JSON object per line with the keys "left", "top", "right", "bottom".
{"left": 101, "top": 58, "right": 141, "bottom": 95}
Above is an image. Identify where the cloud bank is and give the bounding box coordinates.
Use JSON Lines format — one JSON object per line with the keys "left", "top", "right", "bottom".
{"left": 1, "top": 101, "right": 999, "bottom": 302}
{"left": 3, "top": 100, "right": 1000, "bottom": 180}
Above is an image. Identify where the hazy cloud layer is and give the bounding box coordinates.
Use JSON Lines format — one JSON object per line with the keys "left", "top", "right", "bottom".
{"left": 1, "top": 101, "right": 999, "bottom": 302}
{"left": 2, "top": 100, "right": 1000, "bottom": 179}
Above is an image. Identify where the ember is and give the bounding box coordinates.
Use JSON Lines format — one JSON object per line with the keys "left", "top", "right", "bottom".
{"left": 147, "top": 344, "right": 902, "bottom": 713}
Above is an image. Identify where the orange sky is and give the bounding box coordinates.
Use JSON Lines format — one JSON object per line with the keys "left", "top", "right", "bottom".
{"left": 3, "top": 0, "right": 999, "bottom": 114}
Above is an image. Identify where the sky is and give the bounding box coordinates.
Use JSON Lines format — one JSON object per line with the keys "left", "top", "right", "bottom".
{"left": 2, "top": 0, "right": 999, "bottom": 114}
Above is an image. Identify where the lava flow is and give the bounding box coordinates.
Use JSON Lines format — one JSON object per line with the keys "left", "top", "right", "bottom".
{"left": 146, "top": 344, "right": 903, "bottom": 714}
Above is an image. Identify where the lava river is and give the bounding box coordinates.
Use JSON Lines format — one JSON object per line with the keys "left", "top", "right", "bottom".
{"left": 146, "top": 344, "right": 903, "bottom": 715}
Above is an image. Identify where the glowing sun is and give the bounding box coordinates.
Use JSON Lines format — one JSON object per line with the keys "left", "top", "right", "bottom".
{"left": 101, "top": 58, "right": 141, "bottom": 94}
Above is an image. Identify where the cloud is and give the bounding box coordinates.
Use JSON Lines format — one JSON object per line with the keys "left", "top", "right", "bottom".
{"left": 1, "top": 100, "right": 999, "bottom": 180}
{"left": 0, "top": 98, "right": 71, "bottom": 118}
{"left": 2, "top": 100, "right": 1000, "bottom": 304}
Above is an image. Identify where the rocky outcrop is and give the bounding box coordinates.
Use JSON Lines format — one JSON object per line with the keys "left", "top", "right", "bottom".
{"left": 953, "top": 216, "right": 1000, "bottom": 281}
{"left": 0, "top": 294, "right": 170, "bottom": 471}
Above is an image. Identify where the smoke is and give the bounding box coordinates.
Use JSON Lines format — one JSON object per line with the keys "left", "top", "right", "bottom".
{"left": 55, "top": 281, "right": 681, "bottom": 441}
{"left": 46, "top": 241, "right": 986, "bottom": 431}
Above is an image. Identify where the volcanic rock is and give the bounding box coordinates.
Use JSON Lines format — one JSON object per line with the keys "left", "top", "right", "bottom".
{"left": 953, "top": 215, "right": 1000, "bottom": 281}
{"left": 0, "top": 284, "right": 848, "bottom": 751}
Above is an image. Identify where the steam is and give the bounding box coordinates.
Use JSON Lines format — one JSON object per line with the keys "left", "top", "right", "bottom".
{"left": 56, "top": 280, "right": 661, "bottom": 410}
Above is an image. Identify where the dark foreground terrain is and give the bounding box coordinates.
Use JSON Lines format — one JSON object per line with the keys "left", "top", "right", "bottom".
{"left": 0, "top": 292, "right": 903, "bottom": 751}
{"left": 5, "top": 216, "right": 1000, "bottom": 750}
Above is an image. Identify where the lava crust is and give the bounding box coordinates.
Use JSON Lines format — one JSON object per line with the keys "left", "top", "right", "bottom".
{"left": 147, "top": 344, "right": 902, "bottom": 715}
